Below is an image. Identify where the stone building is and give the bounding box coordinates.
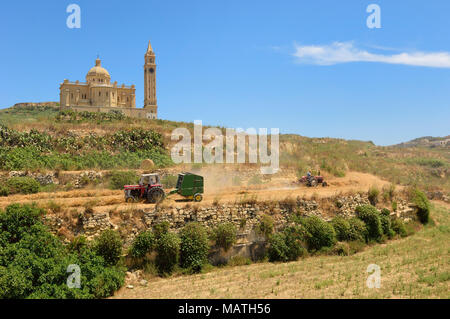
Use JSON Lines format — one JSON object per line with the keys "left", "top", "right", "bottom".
{"left": 59, "top": 41, "right": 158, "bottom": 119}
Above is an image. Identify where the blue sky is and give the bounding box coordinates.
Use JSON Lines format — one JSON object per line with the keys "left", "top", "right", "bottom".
{"left": 1, "top": 0, "right": 449, "bottom": 145}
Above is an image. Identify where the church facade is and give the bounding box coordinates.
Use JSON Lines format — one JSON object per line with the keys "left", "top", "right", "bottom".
{"left": 59, "top": 41, "right": 158, "bottom": 119}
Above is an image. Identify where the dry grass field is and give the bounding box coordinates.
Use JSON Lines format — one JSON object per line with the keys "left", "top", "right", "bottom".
{"left": 112, "top": 202, "right": 449, "bottom": 299}
{"left": 0, "top": 170, "right": 392, "bottom": 212}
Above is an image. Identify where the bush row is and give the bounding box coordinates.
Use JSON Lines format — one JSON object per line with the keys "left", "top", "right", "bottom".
{"left": 129, "top": 221, "right": 240, "bottom": 275}
{"left": 0, "top": 146, "right": 172, "bottom": 171}
{"left": 266, "top": 202, "right": 421, "bottom": 262}
{"left": 0, "top": 126, "right": 164, "bottom": 154}
{"left": 130, "top": 202, "right": 421, "bottom": 271}
{"left": 55, "top": 110, "right": 126, "bottom": 123}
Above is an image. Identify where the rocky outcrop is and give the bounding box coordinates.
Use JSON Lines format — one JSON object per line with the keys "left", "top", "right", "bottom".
{"left": 427, "top": 190, "right": 450, "bottom": 203}
{"left": 73, "top": 171, "right": 104, "bottom": 188}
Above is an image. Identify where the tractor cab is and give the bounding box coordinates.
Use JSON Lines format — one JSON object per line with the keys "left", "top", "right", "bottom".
{"left": 139, "top": 173, "right": 160, "bottom": 186}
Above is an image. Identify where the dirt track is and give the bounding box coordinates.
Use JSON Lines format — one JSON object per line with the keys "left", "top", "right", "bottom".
{"left": 0, "top": 171, "right": 394, "bottom": 213}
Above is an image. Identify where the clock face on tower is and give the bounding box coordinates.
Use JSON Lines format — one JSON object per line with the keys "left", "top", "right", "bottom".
{"left": 149, "top": 68, "right": 154, "bottom": 73}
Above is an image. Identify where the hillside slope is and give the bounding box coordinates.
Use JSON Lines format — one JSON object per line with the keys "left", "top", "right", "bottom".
{"left": 112, "top": 203, "right": 449, "bottom": 299}
{"left": 0, "top": 105, "right": 448, "bottom": 192}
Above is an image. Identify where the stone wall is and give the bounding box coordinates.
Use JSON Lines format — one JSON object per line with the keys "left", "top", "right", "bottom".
{"left": 43, "top": 193, "right": 417, "bottom": 249}
{"left": 2, "top": 169, "right": 182, "bottom": 189}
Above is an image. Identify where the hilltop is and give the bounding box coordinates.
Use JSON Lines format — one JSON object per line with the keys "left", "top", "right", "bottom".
{"left": 394, "top": 136, "right": 450, "bottom": 149}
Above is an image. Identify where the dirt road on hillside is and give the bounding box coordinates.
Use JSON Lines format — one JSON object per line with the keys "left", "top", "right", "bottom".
{"left": 0, "top": 171, "right": 394, "bottom": 213}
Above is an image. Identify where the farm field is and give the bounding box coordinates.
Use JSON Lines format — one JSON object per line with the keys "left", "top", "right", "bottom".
{"left": 0, "top": 170, "right": 393, "bottom": 212}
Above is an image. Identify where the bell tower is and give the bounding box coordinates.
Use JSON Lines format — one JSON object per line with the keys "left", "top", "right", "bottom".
{"left": 144, "top": 40, "right": 157, "bottom": 118}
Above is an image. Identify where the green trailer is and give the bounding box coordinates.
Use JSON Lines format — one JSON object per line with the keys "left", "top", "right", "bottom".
{"left": 168, "top": 172, "right": 204, "bottom": 202}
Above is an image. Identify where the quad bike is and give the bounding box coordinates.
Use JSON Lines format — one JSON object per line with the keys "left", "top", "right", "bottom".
{"left": 299, "top": 175, "right": 328, "bottom": 187}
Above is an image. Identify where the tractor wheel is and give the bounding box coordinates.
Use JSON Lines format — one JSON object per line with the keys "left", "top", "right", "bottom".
{"left": 311, "top": 179, "right": 318, "bottom": 187}
{"left": 193, "top": 193, "right": 203, "bottom": 202}
{"left": 148, "top": 187, "right": 165, "bottom": 204}
{"left": 322, "top": 181, "right": 328, "bottom": 187}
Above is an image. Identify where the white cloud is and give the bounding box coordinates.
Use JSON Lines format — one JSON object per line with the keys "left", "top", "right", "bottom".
{"left": 293, "top": 42, "right": 450, "bottom": 68}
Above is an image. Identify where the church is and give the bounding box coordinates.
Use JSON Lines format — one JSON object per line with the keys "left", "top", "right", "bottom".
{"left": 59, "top": 41, "right": 158, "bottom": 119}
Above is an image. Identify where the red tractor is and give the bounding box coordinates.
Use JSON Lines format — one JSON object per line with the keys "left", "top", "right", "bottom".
{"left": 124, "top": 173, "right": 165, "bottom": 203}
{"left": 299, "top": 175, "right": 328, "bottom": 187}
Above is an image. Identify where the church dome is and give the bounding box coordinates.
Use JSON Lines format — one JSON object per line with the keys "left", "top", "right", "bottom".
{"left": 86, "top": 58, "right": 110, "bottom": 79}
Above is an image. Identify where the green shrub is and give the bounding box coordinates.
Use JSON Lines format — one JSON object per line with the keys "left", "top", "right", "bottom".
{"left": 392, "top": 201, "right": 398, "bottom": 212}
{"left": 411, "top": 188, "right": 431, "bottom": 224}
{"left": 6, "top": 177, "right": 40, "bottom": 194}
{"left": 382, "top": 184, "right": 396, "bottom": 202}
{"left": 268, "top": 233, "right": 290, "bottom": 262}
{"left": 179, "top": 223, "right": 209, "bottom": 272}
{"left": 257, "top": 215, "right": 274, "bottom": 239}
{"left": 391, "top": 219, "right": 407, "bottom": 237}
{"left": 368, "top": 185, "right": 380, "bottom": 206}
{"left": 356, "top": 205, "right": 383, "bottom": 241}
{"left": 282, "top": 225, "right": 308, "bottom": 260}
{"left": 0, "top": 186, "right": 9, "bottom": 197}
{"left": 212, "top": 223, "right": 237, "bottom": 251}
{"left": 84, "top": 263, "right": 126, "bottom": 298}
{"left": 93, "top": 230, "right": 123, "bottom": 265}
{"left": 68, "top": 235, "right": 88, "bottom": 252}
{"left": 155, "top": 232, "right": 180, "bottom": 275}
{"left": 0, "top": 203, "right": 44, "bottom": 242}
{"left": 130, "top": 231, "right": 155, "bottom": 258}
{"left": 348, "top": 217, "right": 369, "bottom": 243}
{"left": 267, "top": 226, "right": 307, "bottom": 262}
{"left": 109, "top": 170, "right": 138, "bottom": 190}
{"left": 331, "top": 217, "right": 351, "bottom": 241}
{"left": 380, "top": 214, "right": 395, "bottom": 239}
{"left": 153, "top": 221, "right": 170, "bottom": 238}
{"left": 302, "top": 216, "right": 336, "bottom": 251}
{"left": 0, "top": 204, "right": 125, "bottom": 299}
